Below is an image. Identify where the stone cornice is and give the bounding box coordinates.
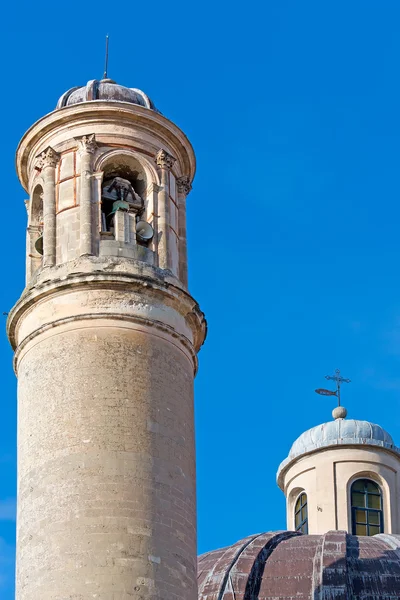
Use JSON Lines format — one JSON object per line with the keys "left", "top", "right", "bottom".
{"left": 17, "top": 102, "right": 196, "bottom": 192}
{"left": 276, "top": 442, "right": 400, "bottom": 491}
{"left": 12, "top": 312, "right": 199, "bottom": 377}
{"left": 7, "top": 262, "right": 207, "bottom": 356}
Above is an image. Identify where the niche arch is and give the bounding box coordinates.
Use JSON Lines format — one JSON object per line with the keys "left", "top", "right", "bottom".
{"left": 94, "top": 149, "right": 160, "bottom": 235}
{"left": 94, "top": 148, "right": 160, "bottom": 192}
{"left": 29, "top": 183, "right": 44, "bottom": 228}
{"left": 26, "top": 183, "right": 44, "bottom": 280}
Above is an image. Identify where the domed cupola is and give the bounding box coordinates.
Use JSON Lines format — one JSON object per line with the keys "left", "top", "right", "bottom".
{"left": 278, "top": 412, "right": 399, "bottom": 482}
{"left": 56, "top": 78, "right": 158, "bottom": 112}
{"left": 276, "top": 372, "right": 400, "bottom": 537}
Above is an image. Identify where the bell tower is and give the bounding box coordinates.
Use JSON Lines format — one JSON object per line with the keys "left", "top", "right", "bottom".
{"left": 8, "top": 79, "right": 206, "bottom": 600}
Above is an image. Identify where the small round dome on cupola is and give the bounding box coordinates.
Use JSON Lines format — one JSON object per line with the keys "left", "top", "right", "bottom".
{"left": 277, "top": 412, "right": 398, "bottom": 480}
{"left": 56, "top": 79, "right": 158, "bottom": 112}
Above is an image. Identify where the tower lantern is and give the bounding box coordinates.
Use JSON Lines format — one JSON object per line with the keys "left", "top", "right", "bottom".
{"left": 8, "top": 78, "right": 206, "bottom": 600}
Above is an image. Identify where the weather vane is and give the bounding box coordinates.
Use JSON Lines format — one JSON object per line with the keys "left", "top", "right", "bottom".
{"left": 103, "top": 34, "right": 109, "bottom": 79}
{"left": 315, "top": 368, "right": 351, "bottom": 407}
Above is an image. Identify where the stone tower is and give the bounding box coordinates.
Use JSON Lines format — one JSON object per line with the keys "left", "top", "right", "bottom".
{"left": 7, "top": 79, "right": 206, "bottom": 600}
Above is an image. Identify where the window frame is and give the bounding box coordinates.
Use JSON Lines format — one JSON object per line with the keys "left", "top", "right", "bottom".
{"left": 294, "top": 491, "right": 308, "bottom": 534}
{"left": 350, "top": 478, "right": 384, "bottom": 536}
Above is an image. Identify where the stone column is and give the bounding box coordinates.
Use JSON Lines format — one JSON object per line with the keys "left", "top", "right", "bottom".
{"left": 127, "top": 212, "right": 137, "bottom": 244}
{"left": 114, "top": 209, "right": 127, "bottom": 242}
{"left": 155, "top": 149, "right": 176, "bottom": 270}
{"left": 76, "top": 134, "right": 97, "bottom": 256}
{"left": 176, "top": 176, "right": 192, "bottom": 288}
{"left": 37, "top": 147, "right": 59, "bottom": 267}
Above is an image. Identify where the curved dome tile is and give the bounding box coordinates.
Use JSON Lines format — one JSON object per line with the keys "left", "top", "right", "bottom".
{"left": 56, "top": 79, "right": 158, "bottom": 112}
{"left": 198, "top": 531, "right": 400, "bottom": 599}
{"left": 279, "top": 418, "right": 398, "bottom": 473}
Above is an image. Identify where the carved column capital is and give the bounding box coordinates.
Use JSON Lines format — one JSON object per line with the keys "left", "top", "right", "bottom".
{"left": 155, "top": 149, "right": 176, "bottom": 170}
{"left": 75, "top": 133, "right": 97, "bottom": 155}
{"left": 176, "top": 176, "right": 192, "bottom": 196}
{"left": 35, "top": 146, "right": 60, "bottom": 170}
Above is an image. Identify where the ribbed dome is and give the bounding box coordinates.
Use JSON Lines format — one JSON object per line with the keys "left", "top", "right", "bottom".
{"left": 198, "top": 531, "right": 400, "bottom": 599}
{"left": 289, "top": 418, "right": 396, "bottom": 458}
{"left": 56, "top": 79, "right": 158, "bottom": 111}
{"left": 276, "top": 417, "right": 399, "bottom": 485}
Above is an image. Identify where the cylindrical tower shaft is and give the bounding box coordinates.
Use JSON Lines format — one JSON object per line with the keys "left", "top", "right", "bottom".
{"left": 16, "top": 315, "right": 196, "bottom": 598}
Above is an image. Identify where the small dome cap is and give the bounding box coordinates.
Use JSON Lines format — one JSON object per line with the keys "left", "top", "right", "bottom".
{"left": 56, "top": 79, "right": 158, "bottom": 112}
{"left": 277, "top": 416, "right": 400, "bottom": 487}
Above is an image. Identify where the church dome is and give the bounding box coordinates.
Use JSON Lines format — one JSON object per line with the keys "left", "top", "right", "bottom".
{"left": 277, "top": 416, "right": 400, "bottom": 486}
{"left": 56, "top": 79, "right": 158, "bottom": 111}
{"left": 198, "top": 531, "right": 400, "bottom": 599}
{"left": 288, "top": 418, "right": 396, "bottom": 457}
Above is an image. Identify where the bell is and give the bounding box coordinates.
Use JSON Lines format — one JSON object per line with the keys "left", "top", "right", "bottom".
{"left": 35, "top": 235, "right": 44, "bottom": 256}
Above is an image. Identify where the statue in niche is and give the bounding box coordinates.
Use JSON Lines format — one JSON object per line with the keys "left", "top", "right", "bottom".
{"left": 101, "top": 176, "right": 144, "bottom": 231}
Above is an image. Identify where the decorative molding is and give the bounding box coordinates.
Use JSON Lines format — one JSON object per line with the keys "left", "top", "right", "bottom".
{"left": 75, "top": 133, "right": 97, "bottom": 155}
{"left": 176, "top": 176, "right": 192, "bottom": 195}
{"left": 35, "top": 146, "right": 60, "bottom": 170}
{"left": 12, "top": 311, "right": 199, "bottom": 377}
{"left": 7, "top": 268, "right": 207, "bottom": 356}
{"left": 17, "top": 104, "right": 196, "bottom": 192}
{"left": 155, "top": 149, "right": 176, "bottom": 170}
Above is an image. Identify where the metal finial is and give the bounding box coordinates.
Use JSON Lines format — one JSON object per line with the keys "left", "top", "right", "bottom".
{"left": 332, "top": 405, "right": 348, "bottom": 420}
{"left": 315, "top": 368, "right": 351, "bottom": 417}
{"left": 325, "top": 369, "right": 351, "bottom": 407}
{"left": 103, "top": 35, "right": 109, "bottom": 79}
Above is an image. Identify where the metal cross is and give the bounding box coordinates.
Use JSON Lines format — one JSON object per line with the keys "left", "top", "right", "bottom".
{"left": 325, "top": 369, "right": 351, "bottom": 406}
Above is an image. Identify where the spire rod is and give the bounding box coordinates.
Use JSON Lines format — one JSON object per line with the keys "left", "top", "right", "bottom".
{"left": 103, "top": 35, "right": 109, "bottom": 79}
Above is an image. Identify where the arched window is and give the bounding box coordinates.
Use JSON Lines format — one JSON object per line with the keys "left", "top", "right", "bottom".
{"left": 351, "top": 479, "right": 383, "bottom": 536}
{"left": 294, "top": 492, "right": 308, "bottom": 533}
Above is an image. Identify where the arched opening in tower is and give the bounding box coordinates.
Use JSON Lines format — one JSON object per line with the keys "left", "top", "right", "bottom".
{"left": 100, "top": 156, "right": 147, "bottom": 238}
{"left": 28, "top": 184, "right": 44, "bottom": 276}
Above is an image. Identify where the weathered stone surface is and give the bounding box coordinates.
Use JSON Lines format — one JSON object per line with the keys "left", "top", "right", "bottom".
{"left": 17, "top": 325, "right": 196, "bottom": 599}
{"left": 198, "top": 531, "right": 400, "bottom": 599}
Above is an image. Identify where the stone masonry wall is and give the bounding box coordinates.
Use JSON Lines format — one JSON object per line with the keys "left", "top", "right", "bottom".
{"left": 16, "top": 323, "right": 197, "bottom": 600}
{"left": 56, "top": 207, "right": 80, "bottom": 264}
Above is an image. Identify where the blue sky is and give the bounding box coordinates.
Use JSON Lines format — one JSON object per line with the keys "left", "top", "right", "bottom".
{"left": 2, "top": 1, "right": 400, "bottom": 597}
